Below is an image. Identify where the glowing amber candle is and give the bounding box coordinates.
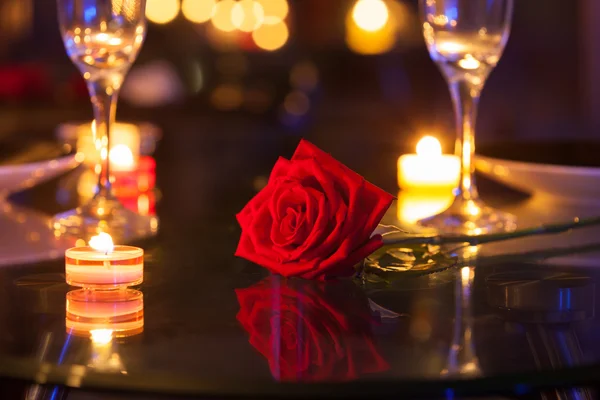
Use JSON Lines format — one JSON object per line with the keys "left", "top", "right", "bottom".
{"left": 66, "top": 289, "right": 144, "bottom": 337}
{"left": 398, "top": 136, "right": 460, "bottom": 190}
{"left": 77, "top": 121, "right": 141, "bottom": 172}
{"left": 65, "top": 233, "right": 143, "bottom": 289}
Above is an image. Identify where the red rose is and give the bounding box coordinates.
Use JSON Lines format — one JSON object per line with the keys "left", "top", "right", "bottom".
{"left": 236, "top": 276, "right": 389, "bottom": 381}
{"left": 235, "top": 139, "right": 393, "bottom": 280}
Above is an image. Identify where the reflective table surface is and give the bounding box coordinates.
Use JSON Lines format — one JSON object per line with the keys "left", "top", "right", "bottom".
{"left": 2, "top": 108, "right": 600, "bottom": 399}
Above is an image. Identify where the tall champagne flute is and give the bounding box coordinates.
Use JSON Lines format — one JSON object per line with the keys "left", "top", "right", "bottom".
{"left": 419, "top": 0, "right": 515, "bottom": 234}
{"left": 54, "top": 0, "right": 154, "bottom": 239}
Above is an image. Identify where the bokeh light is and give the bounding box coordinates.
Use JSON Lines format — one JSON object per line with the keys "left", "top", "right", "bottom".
{"left": 182, "top": 0, "right": 215, "bottom": 23}
{"left": 231, "top": 0, "right": 265, "bottom": 32}
{"left": 352, "top": 0, "right": 389, "bottom": 32}
{"left": 346, "top": 0, "right": 396, "bottom": 55}
{"left": 284, "top": 91, "right": 310, "bottom": 116}
{"left": 290, "top": 61, "right": 319, "bottom": 92}
{"left": 146, "top": 0, "right": 180, "bottom": 24}
{"left": 252, "top": 20, "right": 289, "bottom": 51}
{"left": 255, "top": 0, "right": 288, "bottom": 23}
{"left": 205, "top": 24, "right": 239, "bottom": 51}
{"left": 211, "top": 84, "right": 244, "bottom": 110}
{"left": 211, "top": 0, "right": 237, "bottom": 32}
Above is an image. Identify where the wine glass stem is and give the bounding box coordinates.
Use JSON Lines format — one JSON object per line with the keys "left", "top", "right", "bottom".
{"left": 87, "top": 78, "right": 121, "bottom": 199}
{"left": 449, "top": 80, "right": 481, "bottom": 203}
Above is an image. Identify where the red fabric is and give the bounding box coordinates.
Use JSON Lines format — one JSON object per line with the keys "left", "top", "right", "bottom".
{"left": 236, "top": 277, "right": 389, "bottom": 381}
{"left": 235, "top": 139, "right": 393, "bottom": 280}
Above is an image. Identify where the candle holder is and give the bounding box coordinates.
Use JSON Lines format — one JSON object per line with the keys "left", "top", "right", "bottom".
{"left": 65, "top": 233, "right": 143, "bottom": 289}
{"left": 66, "top": 289, "right": 144, "bottom": 338}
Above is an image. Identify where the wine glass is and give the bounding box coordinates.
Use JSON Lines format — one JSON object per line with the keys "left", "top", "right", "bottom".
{"left": 419, "top": 0, "right": 515, "bottom": 234}
{"left": 54, "top": 0, "right": 156, "bottom": 240}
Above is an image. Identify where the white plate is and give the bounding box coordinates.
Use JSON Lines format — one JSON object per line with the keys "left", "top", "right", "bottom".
{"left": 0, "top": 202, "right": 75, "bottom": 267}
{"left": 475, "top": 155, "right": 600, "bottom": 202}
{"left": 0, "top": 154, "right": 80, "bottom": 197}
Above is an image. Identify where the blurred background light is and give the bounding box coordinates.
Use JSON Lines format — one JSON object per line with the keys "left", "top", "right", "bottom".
{"left": 211, "top": 0, "right": 237, "bottom": 32}
{"left": 146, "top": 0, "right": 180, "bottom": 25}
{"left": 122, "top": 61, "right": 185, "bottom": 107}
{"left": 346, "top": 0, "right": 397, "bottom": 55}
{"left": 252, "top": 20, "right": 289, "bottom": 51}
{"left": 284, "top": 91, "right": 310, "bottom": 116}
{"left": 205, "top": 24, "right": 240, "bottom": 50}
{"left": 231, "top": 0, "right": 265, "bottom": 32}
{"left": 211, "top": 83, "right": 244, "bottom": 110}
{"left": 182, "top": 0, "right": 215, "bottom": 23}
{"left": 290, "top": 61, "right": 319, "bottom": 92}
{"left": 352, "top": 0, "right": 389, "bottom": 32}
{"left": 255, "top": 0, "right": 288, "bottom": 23}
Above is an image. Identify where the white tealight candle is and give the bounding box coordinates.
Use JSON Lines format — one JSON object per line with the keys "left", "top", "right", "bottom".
{"left": 65, "top": 233, "right": 144, "bottom": 289}
{"left": 398, "top": 136, "right": 460, "bottom": 190}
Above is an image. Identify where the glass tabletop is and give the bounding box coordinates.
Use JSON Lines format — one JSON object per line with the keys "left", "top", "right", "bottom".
{"left": 2, "top": 114, "right": 600, "bottom": 399}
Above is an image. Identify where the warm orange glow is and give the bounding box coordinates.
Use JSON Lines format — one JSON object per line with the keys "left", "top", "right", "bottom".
{"left": 255, "top": 0, "right": 288, "bottom": 23}
{"left": 109, "top": 144, "right": 135, "bottom": 170}
{"left": 89, "top": 232, "right": 115, "bottom": 254}
{"left": 252, "top": 20, "right": 289, "bottom": 51}
{"left": 182, "top": 0, "right": 215, "bottom": 23}
{"left": 232, "top": 0, "right": 265, "bottom": 32}
{"left": 352, "top": 0, "right": 389, "bottom": 32}
{"left": 458, "top": 54, "right": 481, "bottom": 70}
{"left": 90, "top": 329, "right": 114, "bottom": 345}
{"left": 396, "top": 190, "right": 454, "bottom": 224}
{"left": 211, "top": 0, "right": 237, "bottom": 32}
{"left": 345, "top": 4, "right": 396, "bottom": 55}
{"left": 146, "top": 0, "right": 180, "bottom": 24}
{"left": 397, "top": 135, "right": 460, "bottom": 189}
{"left": 416, "top": 136, "right": 442, "bottom": 157}
{"left": 137, "top": 194, "right": 150, "bottom": 216}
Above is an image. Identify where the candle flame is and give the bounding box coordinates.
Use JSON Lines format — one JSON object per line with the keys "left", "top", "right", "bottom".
{"left": 89, "top": 232, "right": 114, "bottom": 254}
{"left": 90, "top": 329, "right": 114, "bottom": 345}
{"left": 109, "top": 144, "right": 135, "bottom": 169}
{"left": 416, "top": 136, "right": 442, "bottom": 157}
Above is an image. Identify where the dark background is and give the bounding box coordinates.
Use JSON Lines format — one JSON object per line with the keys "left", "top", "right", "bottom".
{"left": 0, "top": 0, "right": 593, "bottom": 147}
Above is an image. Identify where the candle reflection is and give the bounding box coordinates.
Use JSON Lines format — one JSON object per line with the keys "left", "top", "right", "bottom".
{"left": 396, "top": 190, "right": 454, "bottom": 224}
{"left": 66, "top": 289, "right": 144, "bottom": 338}
{"left": 442, "top": 250, "right": 482, "bottom": 377}
{"left": 236, "top": 276, "right": 389, "bottom": 382}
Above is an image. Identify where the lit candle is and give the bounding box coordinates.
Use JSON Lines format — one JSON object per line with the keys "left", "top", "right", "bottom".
{"left": 397, "top": 136, "right": 460, "bottom": 190}
{"left": 77, "top": 156, "right": 157, "bottom": 201}
{"left": 112, "top": 156, "right": 157, "bottom": 196}
{"left": 65, "top": 232, "right": 144, "bottom": 289}
{"left": 66, "top": 289, "right": 144, "bottom": 337}
{"left": 77, "top": 121, "right": 141, "bottom": 172}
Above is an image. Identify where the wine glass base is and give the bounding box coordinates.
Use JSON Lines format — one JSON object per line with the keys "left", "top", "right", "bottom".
{"left": 419, "top": 198, "right": 516, "bottom": 235}
{"left": 52, "top": 197, "right": 158, "bottom": 243}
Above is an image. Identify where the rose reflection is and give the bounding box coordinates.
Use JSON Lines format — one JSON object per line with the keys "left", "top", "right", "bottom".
{"left": 236, "top": 276, "right": 389, "bottom": 382}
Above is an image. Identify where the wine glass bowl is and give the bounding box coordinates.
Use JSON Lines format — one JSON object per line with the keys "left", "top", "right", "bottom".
{"left": 59, "top": 3, "right": 146, "bottom": 79}
{"left": 54, "top": 0, "right": 156, "bottom": 242}
{"left": 419, "top": 0, "right": 516, "bottom": 235}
